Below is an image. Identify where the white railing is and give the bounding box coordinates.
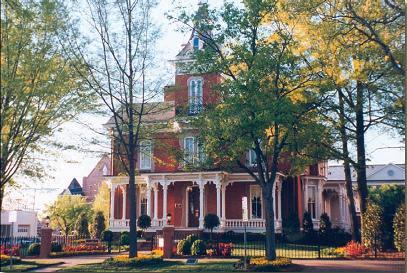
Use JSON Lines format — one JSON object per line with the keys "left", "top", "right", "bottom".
{"left": 110, "top": 219, "right": 130, "bottom": 230}
{"left": 223, "top": 219, "right": 265, "bottom": 229}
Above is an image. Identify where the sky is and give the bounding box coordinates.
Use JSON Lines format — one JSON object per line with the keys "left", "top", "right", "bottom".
{"left": 2, "top": 0, "right": 405, "bottom": 214}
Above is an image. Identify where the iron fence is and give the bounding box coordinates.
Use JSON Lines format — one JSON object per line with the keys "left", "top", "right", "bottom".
{"left": 0, "top": 236, "right": 40, "bottom": 257}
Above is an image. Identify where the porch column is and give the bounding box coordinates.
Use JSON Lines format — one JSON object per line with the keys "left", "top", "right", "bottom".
{"left": 216, "top": 183, "right": 221, "bottom": 219}
{"left": 272, "top": 183, "right": 276, "bottom": 220}
{"left": 110, "top": 185, "right": 116, "bottom": 221}
{"left": 199, "top": 179, "right": 204, "bottom": 229}
{"left": 221, "top": 184, "right": 226, "bottom": 226}
{"left": 163, "top": 182, "right": 168, "bottom": 225}
{"left": 338, "top": 186, "right": 344, "bottom": 227}
{"left": 317, "top": 181, "right": 323, "bottom": 220}
{"left": 122, "top": 185, "right": 127, "bottom": 220}
{"left": 146, "top": 185, "right": 151, "bottom": 216}
{"left": 153, "top": 184, "right": 158, "bottom": 226}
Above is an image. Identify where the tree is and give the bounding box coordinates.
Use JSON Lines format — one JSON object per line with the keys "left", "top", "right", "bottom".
{"left": 362, "top": 202, "right": 383, "bottom": 249}
{"left": 65, "top": 0, "right": 163, "bottom": 258}
{"left": 91, "top": 211, "right": 106, "bottom": 239}
{"left": 92, "top": 182, "right": 110, "bottom": 228}
{"left": 102, "top": 230, "right": 113, "bottom": 253}
{"left": 175, "top": 0, "right": 329, "bottom": 260}
{"left": 76, "top": 213, "right": 90, "bottom": 237}
{"left": 393, "top": 204, "right": 405, "bottom": 252}
{"left": 0, "top": 0, "right": 92, "bottom": 209}
{"left": 319, "top": 213, "right": 332, "bottom": 234}
{"left": 137, "top": 215, "right": 152, "bottom": 231}
{"left": 204, "top": 214, "right": 220, "bottom": 240}
{"left": 47, "top": 195, "right": 91, "bottom": 235}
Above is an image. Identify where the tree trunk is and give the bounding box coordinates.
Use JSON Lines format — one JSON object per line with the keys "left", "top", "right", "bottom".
{"left": 263, "top": 184, "right": 276, "bottom": 260}
{"left": 338, "top": 89, "right": 360, "bottom": 241}
{"left": 355, "top": 81, "right": 368, "bottom": 215}
{"left": 128, "top": 159, "right": 138, "bottom": 257}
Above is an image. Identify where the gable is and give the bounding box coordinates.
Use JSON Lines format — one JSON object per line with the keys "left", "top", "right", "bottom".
{"left": 366, "top": 164, "right": 405, "bottom": 182}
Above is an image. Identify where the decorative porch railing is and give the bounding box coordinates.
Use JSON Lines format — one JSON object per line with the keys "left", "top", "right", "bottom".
{"left": 223, "top": 219, "right": 265, "bottom": 229}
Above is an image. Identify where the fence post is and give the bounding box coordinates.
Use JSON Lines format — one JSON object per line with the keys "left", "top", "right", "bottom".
{"left": 317, "top": 232, "right": 321, "bottom": 259}
{"left": 39, "top": 228, "right": 53, "bottom": 258}
{"left": 162, "top": 226, "right": 175, "bottom": 258}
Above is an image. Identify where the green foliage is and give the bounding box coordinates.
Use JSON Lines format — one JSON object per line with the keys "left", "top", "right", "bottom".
{"left": 191, "top": 240, "right": 206, "bottom": 256}
{"left": 102, "top": 230, "right": 113, "bottom": 242}
{"left": 302, "top": 212, "right": 314, "bottom": 233}
{"left": 137, "top": 215, "right": 152, "bottom": 230}
{"left": 92, "top": 183, "right": 110, "bottom": 229}
{"left": 362, "top": 202, "right": 383, "bottom": 249}
{"left": 120, "top": 232, "right": 130, "bottom": 246}
{"left": 283, "top": 212, "right": 300, "bottom": 234}
{"left": 204, "top": 214, "right": 220, "bottom": 231}
{"left": 393, "top": 204, "right": 405, "bottom": 252}
{"left": 91, "top": 211, "right": 106, "bottom": 239}
{"left": 248, "top": 257, "right": 292, "bottom": 272}
{"left": 47, "top": 195, "right": 91, "bottom": 235}
{"left": 0, "top": 0, "right": 94, "bottom": 199}
{"left": 104, "top": 254, "right": 163, "bottom": 267}
{"left": 176, "top": 239, "right": 189, "bottom": 255}
{"left": 319, "top": 213, "right": 332, "bottom": 233}
{"left": 76, "top": 213, "right": 90, "bottom": 237}
{"left": 27, "top": 243, "right": 41, "bottom": 256}
{"left": 51, "top": 242, "right": 62, "bottom": 253}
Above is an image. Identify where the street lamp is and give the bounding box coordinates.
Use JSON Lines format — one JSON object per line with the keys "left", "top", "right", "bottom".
{"left": 166, "top": 213, "right": 172, "bottom": 225}
{"left": 44, "top": 216, "right": 50, "bottom": 228}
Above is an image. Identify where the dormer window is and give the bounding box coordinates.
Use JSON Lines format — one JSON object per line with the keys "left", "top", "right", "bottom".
{"left": 102, "top": 165, "right": 108, "bottom": 176}
{"left": 188, "top": 78, "right": 203, "bottom": 115}
{"left": 193, "top": 37, "right": 200, "bottom": 50}
{"left": 140, "top": 140, "right": 152, "bottom": 170}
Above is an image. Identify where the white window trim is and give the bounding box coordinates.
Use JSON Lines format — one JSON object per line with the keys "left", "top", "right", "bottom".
{"left": 248, "top": 149, "right": 257, "bottom": 166}
{"left": 307, "top": 185, "right": 317, "bottom": 220}
{"left": 184, "top": 137, "right": 195, "bottom": 164}
{"left": 140, "top": 140, "right": 152, "bottom": 170}
{"left": 250, "top": 185, "right": 263, "bottom": 219}
{"left": 188, "top": 77, "right": 203, "bottom": 115}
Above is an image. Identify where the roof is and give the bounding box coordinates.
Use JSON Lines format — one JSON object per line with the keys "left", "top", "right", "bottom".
{"left": 327, "top": 163, "right": 405, "bottom": 183}
{"left": 60, "top": 178, "right": 84, "bottom": 196}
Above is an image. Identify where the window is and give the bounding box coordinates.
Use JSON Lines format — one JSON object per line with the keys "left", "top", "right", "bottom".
{"left": 307, "top": 186, "right": 317, "bottom": 219}
{"left": 249, "top": 149, "right": 257, "bottom": 166}
{"left": 193, "top": 37, "right": 200, "bottom": 50}
{"left": 140, "top": 140, "right": 152, "bottom": 170}
{"left": 140, "top": 197, "right": 148, "bottom": 215}
{"left": 184, "top": 137, "right": 195, "bottom": 163}
{"left": 188, "top": 78, "right": 203, "bottom": 114}
{"left": 17, "top": 225, "right": 29, "bottom": 233}
{"left": 102, "top": 165, "right": 108, "bottom": 176}
{"left": 250, "top": 186, "right": 262, "bottom": 219}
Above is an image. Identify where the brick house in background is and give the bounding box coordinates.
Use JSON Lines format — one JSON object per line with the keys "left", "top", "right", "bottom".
{"left": 82, "top": 155, "right": 112, "bottom": 202}
{"left": 103, "top": 10, "right": 329, "bottom": 234}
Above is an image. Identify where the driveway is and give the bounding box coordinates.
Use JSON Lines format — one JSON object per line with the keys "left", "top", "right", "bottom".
{"left": 25, "top": 254, "right": 115, "bottom": 272}
{"left": 295, "top": 259, "right": 405, "bottom": 273}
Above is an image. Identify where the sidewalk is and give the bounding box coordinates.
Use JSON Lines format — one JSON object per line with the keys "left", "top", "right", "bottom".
{"left": 296, "top": 259, "right": 405, "bottom": 273}
{"left": 25, "top": 254, "right": 115, "bottom": 272}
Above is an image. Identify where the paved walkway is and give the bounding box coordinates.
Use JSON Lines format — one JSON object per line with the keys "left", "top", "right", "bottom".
{"left": 25, "top": 254, "right": 115, "bottom": 272}
{"left": 295, "top": 259, "right": 405, "bottom": 273}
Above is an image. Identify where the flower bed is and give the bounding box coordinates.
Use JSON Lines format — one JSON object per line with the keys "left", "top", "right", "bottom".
{"left": 0, "top": 245, "right": 20, "bottom": 256}
{"left": 103, "top": 253, "right": 163, "bottom": 267}
{"left": 336, "top": 241, "right": 367, "bottom": 258}
{"left": 247, "top": 257, "right": 292, "bottom": 272}
{"left": 50, "top": 250, "right": 105, "bottom": 257}
{"left": 63, "top": 243, "right": 105, "bottom": 252}
{"left": 0, "top": 254, "right": 21, "bottom": 266}
{"left": 206, "top": 242, "right": 233, "bottom": 257}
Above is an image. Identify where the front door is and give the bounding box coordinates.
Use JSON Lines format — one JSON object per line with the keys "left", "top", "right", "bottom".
{"left": 188, "top": 186, "right": 200, "bottom": 227}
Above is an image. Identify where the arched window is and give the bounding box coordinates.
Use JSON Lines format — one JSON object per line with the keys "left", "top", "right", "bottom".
{"left": 250, "top": 185, "right": 262, "bottom": 219}
{"left": 188, "top": 78, "right": 203, "bottom": 115}
{"left": 140, "top": 140, "right": 152, "bottom": 170}
{"left": 102, "top": 165, "right": 108, "bottom": 176}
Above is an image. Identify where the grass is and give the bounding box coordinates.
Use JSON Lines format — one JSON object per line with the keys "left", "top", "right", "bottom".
{"left": 58, "top": 260, "right": 237, "bottom": 272}
{"left": 0, "top": 260, "right": 63, "bottom": 272}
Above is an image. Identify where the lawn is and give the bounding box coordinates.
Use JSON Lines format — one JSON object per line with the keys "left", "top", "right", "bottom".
{"left": 58, "top": 260, "right": 238, "bottom": 272}
{"left": 0, "top": 260, "right": 63, "bottom": 272}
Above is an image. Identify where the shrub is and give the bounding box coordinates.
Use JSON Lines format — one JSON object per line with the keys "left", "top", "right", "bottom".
{"left": 92, "top": 211, "right": 106, "bottom": 239}
{"left": 185, "top": 234, "right": 198, "bottom": 244}
{"left": 303, "top": 211, "right": 314, "bottom": 233}
{"left": 27, "top": 243, "right": 41, "bottom": 256}
{"left": 319, "top": 213, "right": 332, "bottom": 233}
{"left": 102, "top": 230, "right": 113, "bottom": 242}
{"left": 204, "top": 214, "right": 220, "bottom": 238}
{"left": 104, "top": 254, "right": 163, "bottom": 267}
{"left": 176, "top": 239, "right": 189, "bottom": 255}
{"left": 191, "top": 240, "right": 206, "bottom": 256}
{"left": 248, "top": 257, "right": 292, "bottom": 272}
{"left": 137, "top": 215, "right": 152, "bottom": 230}
{"left": 51, "top": 242, "right": 63, "bottom": 253}
{"left": 76, "top": 213, "right": 90, "bottom": 237}
{"left": 362, "top": 202, "right": 383, "bottom": 249}
{"left": 341, "top": 241, "right": 367, "bottom": 257}
{"left": 283, "top": 212, "right": 300, "bottom": 234}
{"left": 393, "top": 203, "right": 405, "bottom": 251}
{"left": 120, "top": 231, "right": 130, "bottom": 245}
